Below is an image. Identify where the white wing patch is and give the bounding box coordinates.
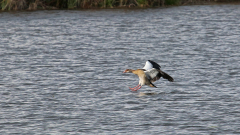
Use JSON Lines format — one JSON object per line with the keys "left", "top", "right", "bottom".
{"left": 142, "top": 61, "right": 153, "bottom": 70}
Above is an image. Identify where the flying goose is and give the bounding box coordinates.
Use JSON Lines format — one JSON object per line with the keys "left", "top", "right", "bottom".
{"left": 123, "top": 60, "right": 173, "bottom": 91}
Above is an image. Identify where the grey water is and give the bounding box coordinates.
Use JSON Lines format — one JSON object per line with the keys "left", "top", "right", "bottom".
{"left": 0, "top": 5, "right": 240, "bottom": 134}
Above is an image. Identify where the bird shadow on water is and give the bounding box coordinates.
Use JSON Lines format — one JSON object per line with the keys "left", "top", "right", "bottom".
{"left": 131, "top": 91, "right": 167, "bottom": 97}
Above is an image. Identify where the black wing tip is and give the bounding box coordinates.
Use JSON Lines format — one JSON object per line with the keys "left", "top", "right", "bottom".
{"left": 160, "top": 70, "right": 174, "bottom": 82}
{"left": 169, "top": 78, "right": 174, "bottom": 82}
{"left": 147, "top": 60, "right": 154, "bottom": 63}
{"left": 147, "top": 60, "right": 161, "bottom": 69}
{"left": 166, "top": 74, "right": 174, "bottom": 82}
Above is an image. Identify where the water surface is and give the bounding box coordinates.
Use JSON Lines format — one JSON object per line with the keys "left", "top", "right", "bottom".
{"left": 0, "top": 5, "right": 240, "bottom": 134}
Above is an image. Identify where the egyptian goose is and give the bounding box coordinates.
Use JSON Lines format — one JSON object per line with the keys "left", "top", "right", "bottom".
{"left": 123, "top": 60, "right": 174, "bottom": 91}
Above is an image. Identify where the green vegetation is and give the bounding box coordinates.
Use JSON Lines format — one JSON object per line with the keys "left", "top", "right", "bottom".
{"left": 165, "top": 0, "right": 180, "bottom": 5}
{"left": 0, "top": 0, "right": 239, "bottom": 10}
{"left": 1, "top": 0, "right": 26, "bottom": 10}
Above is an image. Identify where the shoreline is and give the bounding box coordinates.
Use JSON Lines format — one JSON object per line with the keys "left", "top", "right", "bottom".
{"left": 1, "top": 0, "right": 240, "bottom": 11}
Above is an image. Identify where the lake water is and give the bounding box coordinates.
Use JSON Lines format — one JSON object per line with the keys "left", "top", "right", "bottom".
{"left": 0, "top": 5, "right": 240, "bottom": 134}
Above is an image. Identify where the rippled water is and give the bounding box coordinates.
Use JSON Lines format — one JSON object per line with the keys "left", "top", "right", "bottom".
{"left": 1, "top": 5, "right": 240, "bottom": 134}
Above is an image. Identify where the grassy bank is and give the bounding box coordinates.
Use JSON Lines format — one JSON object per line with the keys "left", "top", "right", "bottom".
{"left": 0, "top": 0, "right": 240, "bottom": 10}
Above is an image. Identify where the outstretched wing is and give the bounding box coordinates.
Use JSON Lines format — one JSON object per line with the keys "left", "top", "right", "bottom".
{"left": 145, "top": 68, "right": 174, "bottom": 82}
{"left": 142, "top": 60, "right": 161, "bottom": 70}
{"left": 144, "top": 68, "right": 161, "bottom": 83}
{"left": 158, "top": 70, "right": 174, "bottom": 82}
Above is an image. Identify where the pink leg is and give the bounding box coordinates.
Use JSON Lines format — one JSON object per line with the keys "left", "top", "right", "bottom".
{"left": 130, "top": 84, "right": 140, "bottom": 89}
{"left": 129, "top": 85, "right": 142, "bottom": 91}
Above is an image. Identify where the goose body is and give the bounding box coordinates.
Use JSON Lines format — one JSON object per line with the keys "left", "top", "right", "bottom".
{"left": 123, "top": 60, "right": 173, "bottom": 91}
